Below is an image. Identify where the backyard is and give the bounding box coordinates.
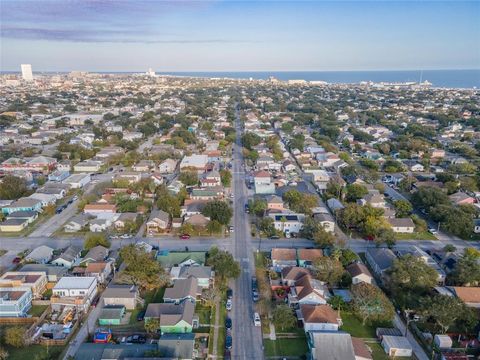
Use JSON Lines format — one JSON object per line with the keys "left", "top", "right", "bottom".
{"left": 264, "top": 335, "right": 309, "bottom": 358}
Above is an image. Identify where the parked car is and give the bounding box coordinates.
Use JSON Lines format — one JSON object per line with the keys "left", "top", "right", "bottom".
{"left": 428, "top": 228, "right": 438, "bottom": 235}
{"left": 126, "top": 334, "right": 146, "bottom": 344}
{"left": 91, "top": 296, "right": 100, "bottom": 307}
{"left": 225, "top": 317, "right": 232, "bottom": 329}
{"left": 229, "top": 225, "right": 234, "bottom": 232}
{"left": 12, "top": 257, "right": 21, "bottom": 264}
{"left": 252, "top": 290, "right": 259, "bottom": 302}
{"left": 269, "top": 235, "right": 280, "bottom": 240}
{"left": 226, "top": 299, "right": 232, "bottom": 311}
{"left": 254, "top": 312, "right": 261, "bottom": 327}
{"left": 136, "top": 310, "right": 146, "bottom": 321}
{"left": 225, "top": 335, "right": 232, "bottom": 349}
{"left": 180, "top": 234, "right": 191, "bottom": 240}
{"left": 251, "top": 277, "right": 258, "bottom": 290}
{"left": 72, "top": 195, "right": 79, "bottom": 201}
{"left": 226, "top": 288, "right": 233, "bottom": 299}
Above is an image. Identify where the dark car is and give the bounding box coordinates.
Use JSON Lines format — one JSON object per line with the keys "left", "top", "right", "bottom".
{"left": 224, "top": 350, "right": 231, "bottom": 360}
{"left": 91, "top": 296, "right": 100, "bottom": 307}
{"left": 251, "top": 277, "right": 258, "bottom": 290}
{"left": 225, "top": 317, "right": 232, "bottom": 329}
{"left": 252, "top": 290, "right": 259, "bottom": 302}
{"left": 226, "top": 288, "right": 233, "bottom": 299}
{"left": 127, "top": 334, "right": 146, "bottom": 344}
{"left": 12, "top": 257, "right": 21, "bottom": 264}
{"left": 225, "top": 335, "right": 232, "bottom": 349}
{"left": 269, "top": 235, "right": 280, "bottom": 240}
{"left": 136, "top": 310, "right": 146, "bottom": 321}
{"left": 180, "top": 234, "right": 191, "bottom": 240}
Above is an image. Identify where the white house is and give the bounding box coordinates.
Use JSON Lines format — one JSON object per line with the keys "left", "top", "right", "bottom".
{"left": 387, "top": 218, "right": 415, "bottom": 233}
{"left": 51, "top": 276, "right": 98, "bottom": 312}
{"left": 63, "top": 173, "right": 91, "bottom": 188}
{"left": 268, "top": 213, "right": 305, "bottom": 235}
{"left": 159, "top": 159, "right": 178, "bottom": 174}
{"left": 298, "top": 304, "right": 341, "bottom": 332}
{"left": 0, "top": 287, "right": 32, "bottom": 317}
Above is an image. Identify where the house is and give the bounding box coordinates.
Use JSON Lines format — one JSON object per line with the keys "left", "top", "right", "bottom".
{"left": 73, "top": 160, "right": 103, "bottom": 172}
{"left": 164, "top": 277, "right": 199, "bottom": 304}
{"left": 449, "top": 192, "right": 475, "bottom": 205}
{"left": 200, "top": 171, "right": 221, "bottom": 187}
{"left": 297, "top": 249, "right": 323, "bottom": 268}
{"left": 85, "top": 262, "right": 112, "bottom": 284}
{"left": 450, "top": 287, "right": 480, "bottom": 308}
{"left": 0, "top": 287, "right": 32, "bottom": 317}
{"left": 190, "top": 188, "right": 221, "bottom": 201}
{"left": 298, "top": 304, "right": 341, "bottom": 331}
{"left": 6, "top": 210, "right": 38, "bottom": 224}
{"left": 365, "top": 248, "right": 397, "bottom": 278}
{"left": 132, "top": 160, "right": 155, "bottom": 172}
{"left": 1, "top": 197, "right": 42, "bottom": 214}
{"left": 146, "top": 209, "right": 170, "bottom": 233}
{"left": 0, "top": 272, "right": 48, "bottom": 298}
{"left": 74, "top": 343, "right": 157, "bottom": 360}
{"left": 113, "top": 172, "right": 142, "bottom": 184}
{"left": 352, "top": 337, "right": 373, "bottom": 360}
{"left": 281, "top": 267, "right": 311, "bottom": 286}
{"left": 253, "top": 170, "right": 276, "bottom": 195}
{"left": 64, "top": 214, "right": 91, "bottom": 232}
{"left": 346, "top": 263, "right": 373, "bottom": 285}
{"left": 358, "top": 192, "right": 385, "bottom": 208}
{"left": 157, "top": 251, "right": 206, "bottom": 268}
{"left": 288, "top": 274, "right": 330, "bottom": 307}
{"left": 0, "top": 218, "right": 29, "bottom": 232}
{"left": 36, "top": 184, "right": 68, "bottom": 200}
{"left": 268, "top": 213, "right": 305, "bottom": 234}
{"left": 307, "top": 331, "right": 356, "bottom": 360}
{"left": 271, "top": 248, "right": 297, "bottom": 270}
{"left": 171, "top": 266, "right": 214, "bottom": 289}
{"left": 185, "top": 213, "right": 210, "bottom": 228}
{"left": 387, "top": 218, "right": 415, "bottom": 233}
{"left": 63, "top": 173, "right": 91, "bottom": 188}
{"left": 327, "top": 198, "right": 344, "bottom": 213}
{"left": 48, "top": 170, "right": 70, "bottom": 182}
{"left": 144, "top": 301, "right": 196, "bottom": 334}
{"left": 266, "top": 195, "right": 284, "bottom": 211}
{"left": 25, "top": 245, "right": 54, "bottom": 264}
{"left": 28, "top": 192, "right": 57, "bottom": 207}
{"left": 51, "top": 276, "right": 98, "bottom": 312}
{"left": 381, "top": 336, "right": 413, "bottom": 357}
{"left": 313, "top": 213, "right": 335, "bottom": 233}
{"left": 157, "top": 333, "right": 196, "bottom": 360}
{"left": 180, "top": 154, "right": 208, "bottom": 172}
{"left": 159, "top": 159, "right": 178, "bottom": 174}
{"left": 84, "top": 203, "right": 117, "bottom": 215}
{"left": 52, "top": 246, "right": 81, "bottom": 269}
{"left": 20, "top": 264, "right": 68, "bottom": 282}
{"left": 80, "top": 245, "right": 109, "bottom": 264}
{"left": 98, "top": 306, "right": 125, "bottom": 326}
{"left": 89, "top": 218, "right": 112, "bottom": 233}
{"left": 113, "top": 212, "right": 138, "bottom": 230}
{"left": 103, "top": 284, "right": 143, "bottom": 310}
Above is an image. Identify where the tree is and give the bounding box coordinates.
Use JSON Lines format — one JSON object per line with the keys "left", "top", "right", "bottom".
{"left": 313, "top": 257, "right": 345, "bottom": 285}
{"left": 411, "top": 187, "right": 449, "bottom": 211}
{"left": 420, "top": 295, "right": 472, "bottom": 334}
{"left": 0, "top": 175, "right": 28, "bottom": 200}
{"left": 4, "top": 326, "right": 25, "bottom": 347}
{"left": 241, "top": 132, "right": 261, "bottom": 150}
{"left": 119, "top": 245, "right": 169, "bottom": 290}
{"left": 339, "top": 249, "right": 359, "bottom": 267}
{"left": 206, "top": 220, "right": 222, "bottom": 234}
{"left": 206, "top": 247, "right": 240, "bottom": 283}
{"left": 144, "top": 318, "right": 160, "bottom": 334}
{"left": 220, "top": 169, "right": 232, "bottom": 187}
{"left": 443, "top": 244, "right": 456, "bottom": 253}
{"left": 272, "top": 305, "right": 297, "bottom": 331}
{"left": 452, "top": 248, "right": 480, "bottom": 286}
{"left": 375, "top": 227, "right": 396, "bottom": 248}
{"left": 202, "top": 287, "right": 220, "bottom": 308}
{"left": 258, "top": 217, "right": 275, "bottom": 236}
{"left": 202, "top": 201, "right": 232, "bottom": 226}
{"left": 84, "top": 232, "right": 110, "bottom": 250}
{"left": 312, "top": 226, "right": 336, "bottom": 248}
{"left": 351, "top": 283, "right": 395, "bottom": 325}
{"left": 345, "top": 184, "right": 368, "bottom": 202}
{"left": 328, "top": 295, "right": 346, "bottom": 312}
{"left": 249, "top": 198, "right": 267, "bottom": 216}
{"left": 389, "top": 255, "right": 438, "bottom": 293}
{"left": 179, "top": 170, "right": 198, "bottom": 186}
{"left": 394, "top": 200, "right": 413, "bottom": 218}
{"left": 283, "top": 189, "right": 317, "bottom": 214}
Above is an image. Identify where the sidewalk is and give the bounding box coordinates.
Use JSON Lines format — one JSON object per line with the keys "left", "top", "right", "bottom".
{"left": 211, "top": 300, "right": 221, "bottom": 358}
{"left": 393, "top": 314, "right": 429, "bottom": 360}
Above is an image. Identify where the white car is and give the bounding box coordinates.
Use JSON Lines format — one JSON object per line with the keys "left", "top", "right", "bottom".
{"left": 254, "top": 312, "right": 261, "bottom": 327}
{"left": 428, "top": 228, "right": 438, "bottom": 235}
{"left": 226, "top": 299, "right": 232, "bottom": 311}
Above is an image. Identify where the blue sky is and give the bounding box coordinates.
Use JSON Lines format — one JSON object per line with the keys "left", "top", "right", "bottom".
{"left": 1, "top": 1, "right": 479, "bottom": 72}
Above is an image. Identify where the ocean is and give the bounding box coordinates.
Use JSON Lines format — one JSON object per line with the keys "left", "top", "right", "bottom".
{"left": 157, "top": 70, "right": 480, "bottom": 89}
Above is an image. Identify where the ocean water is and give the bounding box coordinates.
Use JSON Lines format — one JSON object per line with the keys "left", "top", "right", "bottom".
{"left": 158, "top": 70, "right": 480, "bottom": 89}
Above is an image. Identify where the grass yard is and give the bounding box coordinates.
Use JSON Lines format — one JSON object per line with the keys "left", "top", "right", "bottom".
{"left": 143, "top": 287, "right": 165, "bottom": 305}
{"left": 5, "top": 344, "right": 64, "bottom": 360}
{"left": 264, "top": 337, "right": 309, "bottom": 357}
{"left": 340, "top": 312, "right": 392, "bottom": 338}
{"left": 28, "top": 305, "right": 48, "bottom": 317}
{"left": 195, "top": 304, "right": 213, "bottom": 325}
{"left": 366, "top": 341, "right": 412, "bottom": 360}
{"left": 395, "top": 232, "right": 437, "bottom": 240}
{"left": 216, "top": 296, "right": 228, "bottom": 356}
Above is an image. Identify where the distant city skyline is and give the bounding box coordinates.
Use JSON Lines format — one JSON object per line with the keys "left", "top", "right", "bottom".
{"left": 1, "top": 1, "right": 479, "bottom": 72}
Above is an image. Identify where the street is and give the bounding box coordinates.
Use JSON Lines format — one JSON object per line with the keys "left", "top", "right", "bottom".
{"left": 230, "top": 106, "right": 264, "bottom": 359}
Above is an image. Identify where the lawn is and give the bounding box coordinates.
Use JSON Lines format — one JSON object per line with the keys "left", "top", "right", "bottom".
{"left": 264, "top": 337, "right": 309, "bottom": 357}
{"left": 195, "top": 304, "right": 212, "bottom": 325}
{"left": 394, "top": 232, "right": 437, "bottom": 240}
{"left": 367, "top": 341, "right": 412, "bottom": 360}
{"left": 143, "top": 287, "right": 165, "bottom": 305}
{"left": 216, "top": 296, "right": 228, "bottom": 356}
{"left": 28, "top": 305, "right": 48, "bottom": 317}
{"left": 5, "top": 344, "right": 64, "bottom": 360}
{"left": 340, "top": 312, "right": 391, "bottom": 338}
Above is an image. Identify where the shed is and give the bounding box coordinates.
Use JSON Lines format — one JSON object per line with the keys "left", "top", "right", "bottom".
{"left": 381, "top": 336, "right": 413, "bottom": 357}
{"left": 434, "top": 334, "right": 453, "bottom": 349}
{"left": 98, "top": 306, "right": 125, "bottom": 326}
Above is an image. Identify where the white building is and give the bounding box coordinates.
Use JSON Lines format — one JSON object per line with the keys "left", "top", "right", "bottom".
{"left": 51, "top": 276, "right": 98, "bottom": 312}
{"left": 21, "top": 64, "right": 33, "bottom": 81}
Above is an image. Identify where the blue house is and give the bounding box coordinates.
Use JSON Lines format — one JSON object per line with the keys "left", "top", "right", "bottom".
{"left": 1, "top": 198, "right": 42, "bottom": 215}
{"left": 48, "top": 170, "right": 70, "bottom": 182}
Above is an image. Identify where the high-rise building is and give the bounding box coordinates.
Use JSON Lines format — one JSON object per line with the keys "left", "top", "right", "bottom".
{"left": 146, "top": 68, "right": 156, "bottom": 77}
{"left": 21, "top": 64, "right": 33, "bottom": 81}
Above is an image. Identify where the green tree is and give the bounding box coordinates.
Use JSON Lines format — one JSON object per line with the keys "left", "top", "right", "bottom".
{"left": 389, "top": 255, "right": 438, "bottom": 293}
{"left": 4, "top": 326, "right": 25, "bottom": 347}
{"left": 241, "top": 132, "right": 261, "bottom": 150}
{"left": 179, "top": 170, "right": 198, "bottom": 186}
{"left": 452, "top": 248, "right": 480, "bottom": 286}
{"left": 312, "top": 226, "right": 336, "bottom": 248}
{"left": 443, "top": 244, "right": 457, "bottom": 253}
{"left": 144, "top": 318, "right": 160, "bottom": 333}
{"left": 84, "top": 232, "right": 110, "bottom": 250}
{"left": 420, "top": 295, "right": 472, "bottom": 334}
{"left": 345, "top": 184, "right": 368, "bottom": 202}
{"left": 313, "top": 256, "right": 345, "bottom": 285}
{"left": 206, "top": 247, "right": 241, "bottom": 283}
{"left": 339, "top": 249, "right": 359, "bottom": 267}
{"left": 411, "top": 187, "right": 449, "bottom": 212}
{"left": 206, "top": 220, "right": 222, "bottom": 235}
{"left": 202, "top": 201, "right": 232, "bottom": 226}
{"left": 394, "top": 200, "right": 413, "bottom": 218}
{"left": 220, "top": 169, "right": 232, "bottom": 187}
{"left": 258, "top": 217, "right": 275, "bottom": 236}
{"left": 249, "top": 198, "right": 267, "bottom": 216}
{"left": 351, "top": 283, "right": 395, "bottom": 325}
{"left": 119, "top": 244, "right": 169, "bottom": 290}
{"left": 272, "top": 305, "right": 297, "bottom": 331}
{"left": 0, "top": 175, "right": 28, "bottom": 200}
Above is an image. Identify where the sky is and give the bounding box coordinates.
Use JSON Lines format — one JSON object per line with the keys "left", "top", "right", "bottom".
{"left": 0, "top": 0, "right": 479, "bottom": 72}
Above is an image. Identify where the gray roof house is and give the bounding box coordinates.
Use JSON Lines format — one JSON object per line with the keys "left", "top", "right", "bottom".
{"left": 25, "top": 245, "right": 54, "bottom": 264}
{"left": 365, "top": 248, "right": 397, "bottom": 278}
{"left": 20, "top": 264, "right": 69, "bottom": 282}
{"left": 64, "top": 214, "right": 91, "bottom": 232}
{"left": 103, "top": 284, "right": 143, "bottom": 310}
{"left": 80, "top": 245, "right": 109, "bottom": 264}
{"left": 51, "top": 245, "right": 82, "bottom": 269}
{"left": 157, "top": 333, "right": 195, "bottom": 360}
{"left": 307, "top": 331, "right": 356, "bottom": 360}
{"left": 164, "top": 277, "right": 199, "bottom": 304}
